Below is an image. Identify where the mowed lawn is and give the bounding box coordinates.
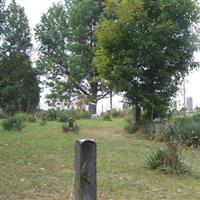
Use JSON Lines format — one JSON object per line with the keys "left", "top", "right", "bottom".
{"left": 0, "top": 118, "right": 200, "bottom": 200}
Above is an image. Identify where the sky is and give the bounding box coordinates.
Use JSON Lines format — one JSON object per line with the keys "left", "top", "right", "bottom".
{"left": 8, "top": 0, "right": 200, "bottom": 111}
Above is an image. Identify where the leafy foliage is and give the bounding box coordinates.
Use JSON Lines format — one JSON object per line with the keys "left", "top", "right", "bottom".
{"left": 62, "top": 121, "right": 80, "bottom": 133}
{"left": 35, "top": 0, "right": 108, "bottom": 112}
{"left": 124, "top": 117, "right": 138, "bottom": 133}
{"left": 102, "top": 113, "right": 112, "bottom": 121}
{"left": 37, "top": 109, "right": 91, "bottom": 122}
{"left": 145, "top": 142, "right": 189, "bottom": 175}
{"left": 95, "top": 0, "right": 200, "bottom": 120}
{"left": 145, "top": 148, "right": 165, "bottom": 169}
{"left": 2, "top": 115, "right": 26, "bottom": 131}
{"left": 112, "top": 109, "right": 128, "bottom": 118}
{"left": 143, "top": 120, "right": 154, "bottom": 135}
{"left": 0, "top": 0, "right": 40, "bottom": 114}
{"left": 168, "top": 114, "right": 200, "bottom": 148}
{"left": 26, "top": 114, "right": 37, "bottom": 122}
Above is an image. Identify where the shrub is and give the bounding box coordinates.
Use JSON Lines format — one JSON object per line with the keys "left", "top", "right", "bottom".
{"left": 168, "top": 115, "right": 200, "bottom": 148}
{"left": 145, "top": 148, "right": 165, "bottom": 169}
{"left": 0, "top": 109, "right": 6, "bottom": 119}
{"left": 191, "top": 112, "right": 200, "bottom": 122}
{"left": 2, "top": 115, "right": 26, "bottom": 131}
{"left": 111, "top": 109, "right": 125, "bottom": 118}
{"left": 40, "top": 119, "right": 47, "bottom": 126}
{"left": 14, "top": 113, "right": 27, "bottom": 121}
{"left": 143, "top": 120, "right": 154, "bottom": 135}
{"left": 77, "top": 111, "right": 91, "bottom": 119}
{"left": 45, "top": 109, "right": 57, "bottom": 121}
{"left": 57, "top": 111, "right": 68, "bottom": 122}
{"left": 26, "top": 114, "right": 37, "bottom": 122}
{"left": 145, "top": 140, "right": 189, "bottom": 175}
{"left": 102, "top": 113, "right": 112, "bottom": 121}
{"left": 62, "top": 120, "right": 80, "bottom": 133}
{"left": 124, "top": 117, "right": 138, "bottom": 133}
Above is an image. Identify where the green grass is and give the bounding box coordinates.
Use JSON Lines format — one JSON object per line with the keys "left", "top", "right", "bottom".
{"left": 0, "top": 119, "right": 200, "bottom": 199}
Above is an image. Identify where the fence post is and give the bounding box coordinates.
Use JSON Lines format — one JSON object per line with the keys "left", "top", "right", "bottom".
{"left": 75, "top": 139, "right": 96, "bottom": 200}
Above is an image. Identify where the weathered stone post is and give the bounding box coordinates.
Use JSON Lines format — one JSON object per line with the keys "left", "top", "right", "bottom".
{"left": 153, "top": 118, "right": 161, "bottom": 135}
{"left": 75, "top": 139, "right": 96, "bottom": 200}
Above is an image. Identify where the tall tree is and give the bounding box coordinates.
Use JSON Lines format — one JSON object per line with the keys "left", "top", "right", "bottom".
{"left": 95, "top": 0, "right": 199, "bottom": 123}
{"left": 0, "top": 0, "right": 5, "bottom": 32}
{"left": 0, "top": 0, "right": 40, "bottom": 113}
{"left": 35, "top": 0, "right": 108, "bottom": 113}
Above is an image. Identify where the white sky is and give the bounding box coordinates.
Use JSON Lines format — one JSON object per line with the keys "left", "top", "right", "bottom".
{"left": 9, "top": 0, "right": 200, "bottom": 110}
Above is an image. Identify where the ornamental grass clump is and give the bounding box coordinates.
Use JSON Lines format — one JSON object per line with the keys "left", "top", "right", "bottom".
{"left": 168, "top": 115, "right": 200, "bottom": 148}
{"left": 2, "top": 115, "right": 26, "bottom": 131}
{"left": 145, "top": 138, "right": 189, "bottom": 175}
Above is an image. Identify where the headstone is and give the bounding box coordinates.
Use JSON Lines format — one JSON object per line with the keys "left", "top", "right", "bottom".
{"left": 153, "top": 118, "right": 161, "bottom": 134}
{"left": 68, "top": 118, "right": 74, "bottom": 131}
{"left": 88, "top": 103, "right": 96, "bottom": 115}
{"left": 75, "top": 139, "right": 96, "bottom": 200}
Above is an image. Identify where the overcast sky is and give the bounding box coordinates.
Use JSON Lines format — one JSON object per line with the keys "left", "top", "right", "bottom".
{"left": 9, "top": 0, "right": 200, "bottom": 109}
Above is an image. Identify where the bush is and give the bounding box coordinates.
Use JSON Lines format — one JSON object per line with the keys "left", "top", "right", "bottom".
{"left": 77, "top": 111, "right": 91, "bottom": 119}
{"left": 103, "top": 114, "right": 111, "bottom": 121}
{"left": 62, "top": 120, "right": 80, "bottom": 133}
{"left": 35, "top": 109, "right": 91, "bottom": 121}
{"left": 112, "top": 109, "right": 127, "bottom": 118}
{"left": 168, "top": 115, "right": 200, "bottom": 148}
{"left": 145, "top": 140, "right": 189, "bottom": 175}
{"left": 191, "top": 112, "right": 200, "bottom": 122}
{"left": 40, "top": 119, "right": 47, "bottom": 126}
{"left": 57, "top": 111, "right": 68, "bottom": 122}
{"left": 45, "top": 109, "right": 57, "bottom": 121}
{"left": 2, "top": 115, "right": 26, "bottom": 131}
{"left": 26, "top": 114, "right": 37, "bottom": 122}
{"left": 124, "top": 117, "right": 138, "bottom": 133}
{"left": 145, "top": 148, "right": 165, "bottom": 169}
{"left": 143, "top": 120, "right": 154, "bottom": 135}
{"left": 0, "top": 109, "right": 6, "bottom": 119}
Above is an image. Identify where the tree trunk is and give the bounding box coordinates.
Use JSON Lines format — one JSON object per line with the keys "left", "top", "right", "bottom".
{"left": 89, "top": 82, "right": 98, "bottom": 115}
{"left": 132, "top": 102, "right": 141, "bottom": 129}
{"left": 110, "top": 91, "right": 112, "bottom": 119}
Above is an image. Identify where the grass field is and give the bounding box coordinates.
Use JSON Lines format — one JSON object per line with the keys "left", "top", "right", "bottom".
{"left": 0, "top": 118, "right": 200, "bottom": 200}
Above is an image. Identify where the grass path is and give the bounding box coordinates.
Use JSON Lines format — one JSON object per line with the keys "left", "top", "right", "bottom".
{"left": 0, "top": 118, "right": 200, "bottom": 199}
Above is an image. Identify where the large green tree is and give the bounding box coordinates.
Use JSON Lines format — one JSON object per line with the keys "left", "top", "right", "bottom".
{"left": 95, "top": 0, "right": 199, "bottom": 123}
{"left": 0, "top": 0, "right": 5, "bottom": 33}
{"left": 0, "top": 0, "right": 40, "bottom": 113}
{"left": 35, "top": 0, "right": 108, "bottom": 113}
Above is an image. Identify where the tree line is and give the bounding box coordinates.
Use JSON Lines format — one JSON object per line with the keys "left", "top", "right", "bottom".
{"left": 0, "top": 0, "right": 199, "bottom": 122}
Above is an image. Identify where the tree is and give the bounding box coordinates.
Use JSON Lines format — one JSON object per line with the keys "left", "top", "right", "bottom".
{"left": 0, "top": 0, "right": 5, "bottom": 33}
{"left": 95, "top": 0, "right": 199, "bottom": 124}
{"left": 0, "top": 0, "right": 40, "bottom": 114}
{"left": 35, "top": 0, "right": 108, "bottom": 113}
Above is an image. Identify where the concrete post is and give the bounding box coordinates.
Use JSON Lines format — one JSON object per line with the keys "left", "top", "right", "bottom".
{"left": 75, "top": 139, "right": 96, "bottom": 200}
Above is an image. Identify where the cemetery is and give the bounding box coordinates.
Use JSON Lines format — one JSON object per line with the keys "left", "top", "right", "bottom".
{"left": 0, "top": 0, "right": 200, "bottom": 199}
{"left": 0, "top": 110, "right": 200, "bottom": 199}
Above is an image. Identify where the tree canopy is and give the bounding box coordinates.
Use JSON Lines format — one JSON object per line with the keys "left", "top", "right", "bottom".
{"left": 35, "top": 0, "right": 108, "bottom": 113}
{"left": 0, "top": 0, "right": 40, "bottom": 114}
{"left": 95, "top": 0, "right": 200, "bottom": 121}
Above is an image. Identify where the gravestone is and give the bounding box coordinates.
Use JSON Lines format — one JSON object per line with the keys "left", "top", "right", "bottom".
{"left": 75, "top": 139, "right": 96, "bottom": 200}
{"left": 88, "top": 103, "right": 96, "bottom": 115}
{"left": 68, "top": 118, "right": 74, "bottom": 131}
{"left": 153, "top": 118, "right": 161, "bottom": 135}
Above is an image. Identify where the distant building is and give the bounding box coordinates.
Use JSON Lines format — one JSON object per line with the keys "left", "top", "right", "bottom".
{"left": 186, "top": 96, "right": 193, "bottom": 113}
